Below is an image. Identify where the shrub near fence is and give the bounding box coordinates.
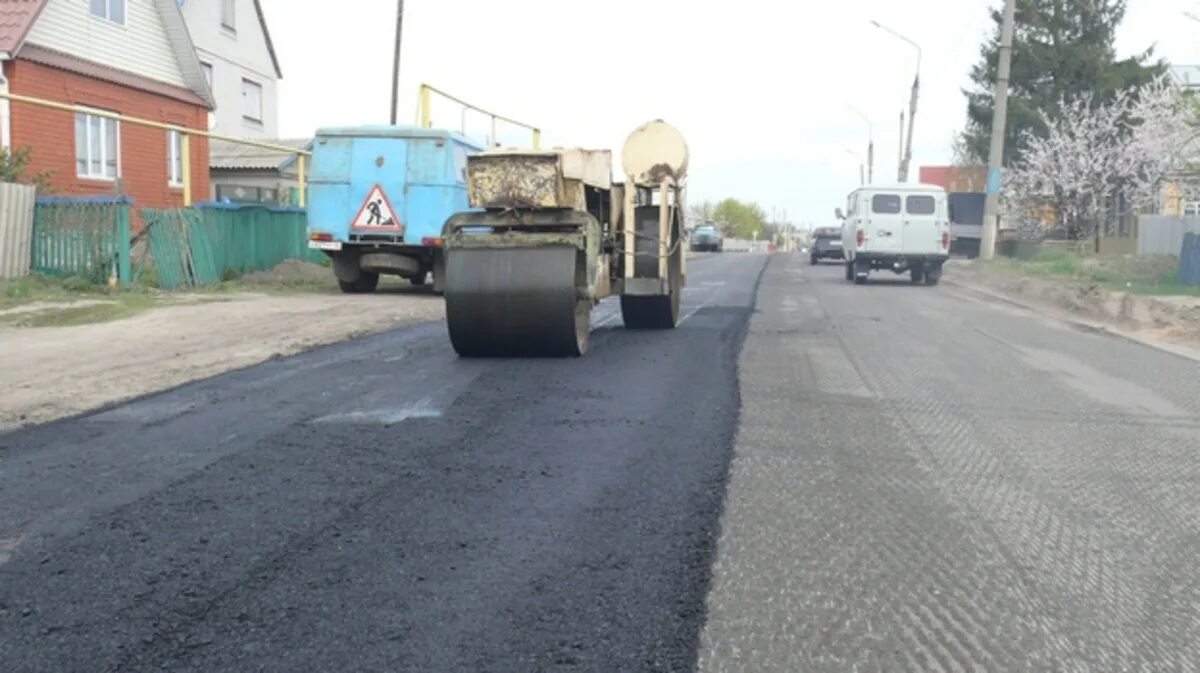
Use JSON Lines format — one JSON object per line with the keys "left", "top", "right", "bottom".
{"left": 144, "top": 203, "right": 320, "bottom": 290}
{"left": 31, "top": 196, "right": 133, "bottom": 286}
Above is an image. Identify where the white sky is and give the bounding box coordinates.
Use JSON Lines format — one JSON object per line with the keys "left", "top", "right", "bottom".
{"left": 259, "top": 0, "right": 1200, "bottom": 230}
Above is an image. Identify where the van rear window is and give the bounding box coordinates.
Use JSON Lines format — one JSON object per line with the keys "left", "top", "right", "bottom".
{"left": 871, "top": 194, "right": 901, "bottom": 214}
{"left": 906, "top": 195, "right": 936, "bottom": 215}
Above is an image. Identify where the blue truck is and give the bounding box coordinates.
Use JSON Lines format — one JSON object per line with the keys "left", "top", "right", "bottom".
{"left": 306, "top": 126, "right": 486, "bottom": 293}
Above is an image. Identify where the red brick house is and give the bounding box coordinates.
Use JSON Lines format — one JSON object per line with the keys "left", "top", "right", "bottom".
{"left": 0, "top": 0, "right": 214, "bottom": 207}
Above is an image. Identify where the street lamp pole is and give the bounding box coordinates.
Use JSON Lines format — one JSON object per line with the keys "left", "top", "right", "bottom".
{"left": 389, "top": 0, "right": 405, "bottom": 125}
{"left": 849, "top": 106, "right": 874, "bottom": 183}
{"left": 872, "top": 20, "right": 921, "bottom": 182}
{"left": 845, "top": 149, "right": 865, "bottom": 186}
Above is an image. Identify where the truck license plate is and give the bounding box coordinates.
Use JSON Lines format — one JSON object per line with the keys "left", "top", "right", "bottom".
{"left": 308, "top": 241, "right": 343, "bottom": 251}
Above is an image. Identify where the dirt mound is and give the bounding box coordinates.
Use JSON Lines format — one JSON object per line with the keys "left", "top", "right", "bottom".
{"left": 239, "top": 259, "right": 330, "bottom": 285}
{"left": 947, "top": 263, "right": 1200, "bottom": 349}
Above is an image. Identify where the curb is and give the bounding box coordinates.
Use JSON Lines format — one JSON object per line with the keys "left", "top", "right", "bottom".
{"left": 944, "top": 277, "right": 1200, "bottom": 364}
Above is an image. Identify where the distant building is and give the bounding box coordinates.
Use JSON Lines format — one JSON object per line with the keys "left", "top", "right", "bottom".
{"left": 0, "top": 0, "right": 214, "bottom": 207}
{"left": 1168, "top": 65, "right": 1200, "bottom": 94}
{"left": 178, "top": 0, "right": 299, "bottom": 203}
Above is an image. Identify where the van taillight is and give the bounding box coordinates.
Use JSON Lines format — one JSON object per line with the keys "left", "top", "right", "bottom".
{"left": 856, "top": 230, "right": 865, "bottom": 246}
{"left": 941, "top": 232, "right": 949, "bottom": 249}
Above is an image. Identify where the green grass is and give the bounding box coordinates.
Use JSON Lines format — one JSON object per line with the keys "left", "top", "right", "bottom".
{"left": 980, "top": 250, "right": 1200, "bottom": 297}
{"left": 0, "top": 295, "right": 160, "bottom": 327}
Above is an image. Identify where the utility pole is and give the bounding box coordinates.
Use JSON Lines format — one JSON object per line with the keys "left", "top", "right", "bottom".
{"left": 872, "top": 20, "right": 921, "bottom": 183}
{"left": 850, "top": 106, "right": 874, "bottom": 183}
{"left": 389, "top": 0, "right": 405, "bottom": 125}
{"left": 980, "top": 0, "right": 1016, "bottom": 260}
{"left": 898, "top": 110, "right": 905, "bottom": 180}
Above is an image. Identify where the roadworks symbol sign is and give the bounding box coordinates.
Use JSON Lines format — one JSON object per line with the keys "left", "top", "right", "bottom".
{"left": 351, "top": 184, "right": 400, "bottom": 229}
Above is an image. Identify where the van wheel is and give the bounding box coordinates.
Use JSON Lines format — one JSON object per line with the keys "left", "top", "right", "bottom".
{"left": 910, "top": 265, "right": 925, "bottom": 284}
{"left": 924, "top": 262, "right": 943, "bottom": 286}
{"left": 845, "top": 261, "right": 854, "bottom": 281}
{"left": 810, "top": 255, "right": 819, "bottom": 266}
{"left": 854, "top": 259, "right": 869, "bottom": 285}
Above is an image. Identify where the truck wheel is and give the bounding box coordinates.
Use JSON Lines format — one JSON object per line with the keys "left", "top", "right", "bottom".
{"left": 845, "top": 260, "right": 854, "bottom": 281}
{"left": 409, "top": 272, "right": 427, "bottom": 287}
{"left": 810, "top": 254, "right": 819, "bottom": 266}
{"left": 910, "top": 265, "right": 925, "bottom": 284}
{"left": 924, "top": 266, "right": 943, "bottom": 286}
{"left": 339, "top": 272, "right": 379, "bottom": 294}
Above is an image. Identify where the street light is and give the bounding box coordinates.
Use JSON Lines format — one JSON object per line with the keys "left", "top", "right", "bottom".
{"left": 845, "top": 149, "right": 865, "bottom": 185}
{"left": 848, "top": 105, "right": 874, "bottom": 183}
{"left": 871, "top": 20, "right": 921, "bottom": 182}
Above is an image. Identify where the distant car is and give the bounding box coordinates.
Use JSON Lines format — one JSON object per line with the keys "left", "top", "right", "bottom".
{"left": 691, "top": 224, "right": 724, "bottom": 252}
{"left": 810, "top": 227, "right": 843, "bottom": 264}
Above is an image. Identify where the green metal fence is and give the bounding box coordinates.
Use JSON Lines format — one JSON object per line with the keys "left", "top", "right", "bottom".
{"left": 31, "top": 196, "right": 133, "bottom": 286}
{"left": 144, "top": 203, "right": 320, "bottom": 290}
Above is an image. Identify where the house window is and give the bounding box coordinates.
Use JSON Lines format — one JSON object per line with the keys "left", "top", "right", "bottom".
{"left": 74, "top": 110, "right": 119, "bottom": 180}
{"left": 242, "top": 79, "right": 262, "bottom": 122}
{"left": 167, "top": 130, "right": 183, "bottom": 187}
{"left": 200, "top": 62, "right": 213, "bottom": 87}
{"left": 89, "top": 0, "right": 125, "bottom": 24}
{"left": 222, "top": 0, "right": 236, "bottom": 31}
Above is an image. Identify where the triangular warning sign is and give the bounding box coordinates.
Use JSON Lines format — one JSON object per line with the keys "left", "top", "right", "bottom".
{"left": 350, "top": 184, "right": 402, "bottom": 230}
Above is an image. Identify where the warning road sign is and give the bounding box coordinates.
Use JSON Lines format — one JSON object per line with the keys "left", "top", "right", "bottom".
{"left": 351, "top": 184, "right": 401, "bottom": 230}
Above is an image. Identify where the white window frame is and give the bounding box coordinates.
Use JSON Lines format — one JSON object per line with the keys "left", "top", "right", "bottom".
{"left": 89, "top": 0, "right": 126, "bottom": 25}
{"left": 167, "top": 130, "right": 184, "bottom": 187}
{"left": 75, "top": 109, "right": 120, "bottom": 181}
{"left": 222, "top": 0, "right": 237, "bottom": 32}
{"left": 241, "top": 78, "right": 262, "bottom": 123}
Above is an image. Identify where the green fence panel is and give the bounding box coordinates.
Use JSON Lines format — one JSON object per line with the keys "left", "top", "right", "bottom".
{"left": 143, "top": 204, "right": 313, "bottom": 290}
{"left": 31, "top": 196, "right": 133, "bottom": 286}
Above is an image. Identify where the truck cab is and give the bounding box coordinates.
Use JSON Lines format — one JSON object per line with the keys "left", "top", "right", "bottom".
{"left": 837, "top": 184, "right": 950, "bottom": 285}
{"left": 306, "top": 126, "right": 485, "bottom": 293}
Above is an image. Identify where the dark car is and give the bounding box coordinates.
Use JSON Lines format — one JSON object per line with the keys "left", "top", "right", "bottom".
{"left": 691, "top": 224, "right": 724, "bottom": 252}
{"left": 810, "top": 226, "right": 843, "bottom": 264}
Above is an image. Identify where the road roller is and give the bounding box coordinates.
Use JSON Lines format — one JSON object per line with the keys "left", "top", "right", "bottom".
{"left": 442, "top": 120, "right": 689, "bottom": 357}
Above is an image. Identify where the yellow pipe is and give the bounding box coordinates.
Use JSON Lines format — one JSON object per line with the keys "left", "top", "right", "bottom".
{"left": 0, "top": 92, "right": 310, "bottom": 155}
{"left": 297, "top": 154, "right": 307, "bottom": 207}
{"left": 181, "top": 132, "right": 192, "bottom": 206}
{"left": 419, "top": 84, "right": 432, "bottom": 128}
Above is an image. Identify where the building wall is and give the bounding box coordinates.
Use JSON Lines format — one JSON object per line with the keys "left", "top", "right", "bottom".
{"left": 25, "top": 0, "right": 188, "bottom": 89}
{"left": 210, "top": 169, "right": 299, "bottom": 204}
{"left": 7, "top": 59, "right": 210, "bottom": 211}
{"left": 181, "top": 0, "right": 278, "bottom": 138}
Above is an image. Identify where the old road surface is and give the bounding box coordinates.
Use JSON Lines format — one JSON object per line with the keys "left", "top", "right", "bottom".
{"left": 3, "top": 252, "right": 1200, "bottom": 672}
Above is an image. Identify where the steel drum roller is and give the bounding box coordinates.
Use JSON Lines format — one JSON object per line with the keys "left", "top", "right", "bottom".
{"left": 445, "top": 246, "right": 590, "bottom": 357}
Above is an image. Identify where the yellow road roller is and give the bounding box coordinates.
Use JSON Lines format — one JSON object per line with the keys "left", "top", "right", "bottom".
{"left": 442, "top": 120, "right": 689, "bottom": 357}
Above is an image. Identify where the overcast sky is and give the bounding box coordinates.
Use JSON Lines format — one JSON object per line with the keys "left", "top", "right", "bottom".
{"left": 259, "top": 0, "right": 1200, "bottom": 230}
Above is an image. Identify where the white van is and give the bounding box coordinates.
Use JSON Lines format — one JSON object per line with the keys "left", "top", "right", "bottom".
{"left": 836, "top": 184, "right": 951, "bottom": 285}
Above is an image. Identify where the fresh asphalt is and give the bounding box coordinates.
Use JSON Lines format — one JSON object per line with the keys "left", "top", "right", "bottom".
{"left": 0, "top": 252, "right": 762, "bottom": 673}
{"left": 4, "top": 252, "right": 1200, "bottom": 672}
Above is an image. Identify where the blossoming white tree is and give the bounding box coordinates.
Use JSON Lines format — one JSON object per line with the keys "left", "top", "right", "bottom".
{"left": 1002, "top": 80, "right": 1200, "bottom": 240}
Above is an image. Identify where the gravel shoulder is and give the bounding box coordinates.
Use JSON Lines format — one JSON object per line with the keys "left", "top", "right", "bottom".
{"left": 944, "top": 260, "right": 1200, "bottom": 353}
{"left": 0, "top": 288, "right": 444, "bottom": 431}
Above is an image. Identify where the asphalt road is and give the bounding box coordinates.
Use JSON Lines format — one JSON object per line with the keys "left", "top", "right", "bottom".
{"left": 5, "top": 252, "right": 1200, "bottom": 672}
{"left": 698, "top": 254, "right": 1200, "bottom": 672}
{"left": 0, "top": 252, "right": 763, "bottom": 673}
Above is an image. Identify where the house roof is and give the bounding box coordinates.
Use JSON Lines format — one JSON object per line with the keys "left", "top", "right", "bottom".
{"left": 21, "top": 43, "right": 209, "bottom": 107}
{"left": 1169, "top": 65, "right": 1200, "bottom": 90}
{"left": 210, "top": 137, "right": 310, "bottom": 170}
{"left": 0, "top": 0, "right": 47, "bottom": 56}
{"left": 154, "top": 0, "right": 215, "bottom": 108}
{"left": 252, "top": 0, "right": 282, "bottom": 79}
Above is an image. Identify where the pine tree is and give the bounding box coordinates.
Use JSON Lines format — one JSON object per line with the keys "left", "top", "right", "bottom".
{"left": 961, "top": 0, "right": 1164, "bottom": 165}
